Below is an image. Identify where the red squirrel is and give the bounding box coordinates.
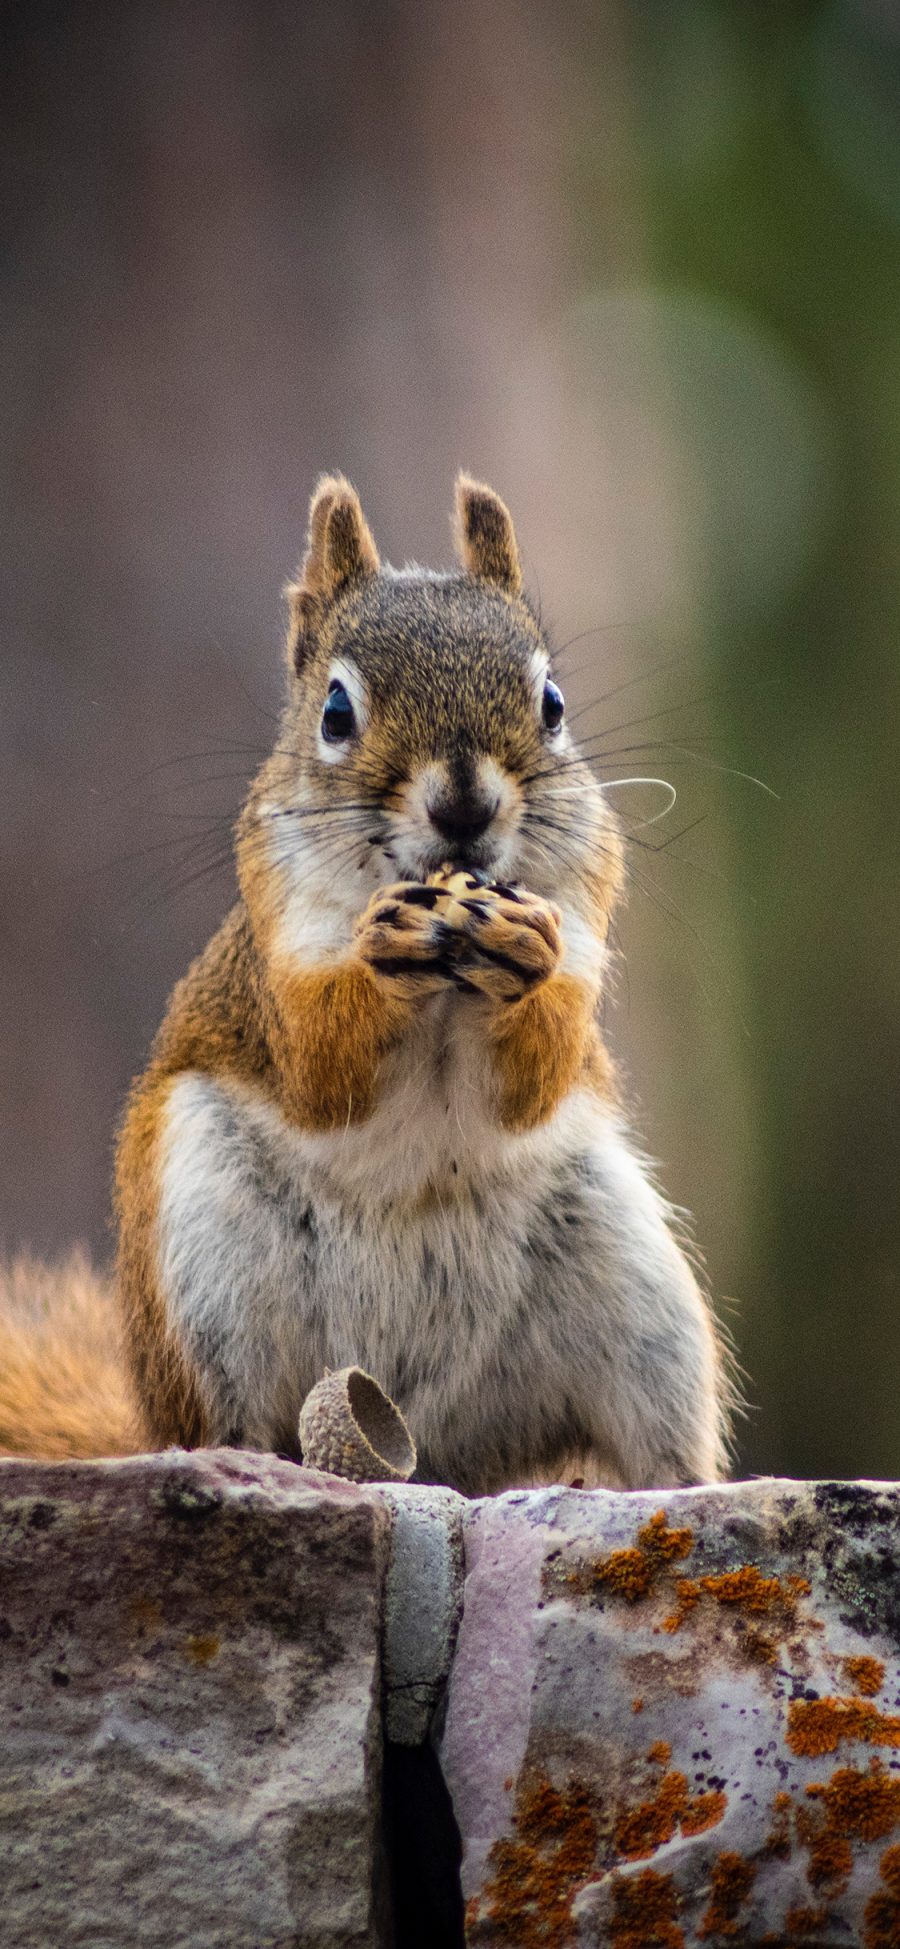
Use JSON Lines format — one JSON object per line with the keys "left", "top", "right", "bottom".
{"left": 0, "top": 475, "right": 729, "bottom": 1491}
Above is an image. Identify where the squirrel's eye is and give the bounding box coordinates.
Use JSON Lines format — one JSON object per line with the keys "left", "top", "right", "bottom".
{"left": 542, "top": 678, "right": 565, "bottom": 733}
{"left": 322, "top": 679, "right": 355, "bottom": 743}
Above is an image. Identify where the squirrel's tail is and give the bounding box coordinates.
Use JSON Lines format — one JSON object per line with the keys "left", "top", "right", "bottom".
{"left": 0, "top": 1249, "right": 142, "bottom": 1460}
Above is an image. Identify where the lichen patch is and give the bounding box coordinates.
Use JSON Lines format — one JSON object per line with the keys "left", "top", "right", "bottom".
{"left": 697, "top": 1850, "right": 756, "bottom": 1939}
{"left": 470, "top": 1771, "right": 598, "bottom": 1946}
{"left": 609, "top": 1867, "right": 684, "bottom": 1947}
{"left": 800, "top": 1759, "right": 900, "bottom": 1899}
{"left": 788, "top": 1695, "right": 900, "bottom": 1759}
{"left": 662, "top": 1565, "right": 811, "bottom": 1659}
{"left": 784, "top": 1903, "right": 828, "bottom": 1939}
{"left": 185, "top": 1631, "right": 220, "bottom": 1666}
{"left": 615, "top": 1770, "right": 727, "bottom": 1861}
{"left": 556, "top": 1509, "right": 694, "bottom": 1607}
{"left": 864, "top": 1842, "right": 900, "bottom": 1948}
{"left": 843, "top": 1655, "right": 885, "bottom": 1698}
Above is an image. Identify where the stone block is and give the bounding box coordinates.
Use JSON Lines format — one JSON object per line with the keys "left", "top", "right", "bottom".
{"left": 438, "top": 1478, "right": 900, "bottom": 1946}
{"left": 376, "top": 1482, "right": 465, "bottom": 1746}
{"left": 0, "top": 1450, "right": 390, "bottom": 1949}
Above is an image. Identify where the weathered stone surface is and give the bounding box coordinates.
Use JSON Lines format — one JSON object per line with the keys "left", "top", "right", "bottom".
{"left": 438, "top": 1478, "right": 900, "bottom": 1946}
{"left": 376, "top": 1482, "right": 465, "bottom": 1745}
{"left": 0, "top": 1450, "right": 390, "bottom": 1949}
{"left": 8, "top": 1458, "right": 900, "bottom": 1944}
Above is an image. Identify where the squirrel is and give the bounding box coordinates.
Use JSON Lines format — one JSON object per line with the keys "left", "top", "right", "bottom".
{"left": 0, "top": 474, "right": 730, "bottom": 1492}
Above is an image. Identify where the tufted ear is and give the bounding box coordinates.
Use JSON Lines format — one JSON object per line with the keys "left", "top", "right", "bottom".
{"left": 454, "top": 473, "right": 522, "bottom": 595}
{"left": 286, "top": 474, "right": 380, "bottom": 673}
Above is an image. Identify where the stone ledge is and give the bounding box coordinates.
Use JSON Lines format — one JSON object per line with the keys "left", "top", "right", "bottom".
{"left": 439, "top": 1477, "right": 900, "bottom": 1947}
{"left": 3, "top": 1460, "right": 899, "bottom": 1946}
{"left": 0, "top": 1450, "right": 391, "bottom": 1949}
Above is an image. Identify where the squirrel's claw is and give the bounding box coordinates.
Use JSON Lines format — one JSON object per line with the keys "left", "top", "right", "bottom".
{"left": 356, "top": 872, "right": 563, "bottom": 1006}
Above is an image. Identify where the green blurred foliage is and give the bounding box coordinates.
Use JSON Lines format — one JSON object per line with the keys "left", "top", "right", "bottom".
{"left": 576, "top": 1, "right": 900, "bottom": 1476}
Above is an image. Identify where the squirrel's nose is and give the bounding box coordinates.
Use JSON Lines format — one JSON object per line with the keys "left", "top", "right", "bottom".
{"left": 427, "top": 793, "right": 498, "bottom": 850}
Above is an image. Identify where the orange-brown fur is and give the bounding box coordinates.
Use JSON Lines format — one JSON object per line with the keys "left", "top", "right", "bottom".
{"left": 114, "top": 905, "right": 272, "bottom": 1446}
{"left": 487, "top": 972, "right": 604, "bottom": 1131}
{"left": 0, "top": 1251, "right": 138, "bottom": 1458}
{"left": 115, "top": 1071, "right": 208, "bottom": 1448}
{"left": 269, "top": 959, "right": 411, "bottom": 1129}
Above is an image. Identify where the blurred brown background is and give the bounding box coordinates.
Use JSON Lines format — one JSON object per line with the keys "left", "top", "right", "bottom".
{"left": 3, "top": 1, "right": 900, "bottom": 1480}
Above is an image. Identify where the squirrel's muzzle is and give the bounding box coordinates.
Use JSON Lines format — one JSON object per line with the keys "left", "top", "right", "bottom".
{"left": 426, "top": 789, "right": 499, "bottom": 855}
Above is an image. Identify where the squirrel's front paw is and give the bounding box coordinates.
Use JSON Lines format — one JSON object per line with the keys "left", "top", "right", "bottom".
{"left": 355, "top": 881, "right": 461, "bottom": 999}
{"left": 428, "top": 869, "right": 562, "bottom": 1004}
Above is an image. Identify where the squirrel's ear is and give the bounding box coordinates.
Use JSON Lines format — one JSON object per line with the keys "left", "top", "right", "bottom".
{"left": 286, "top": 474, "right": 380, "bottom": 672}
{"left": 454, "top": 474, "right": 522, "bottom": 596}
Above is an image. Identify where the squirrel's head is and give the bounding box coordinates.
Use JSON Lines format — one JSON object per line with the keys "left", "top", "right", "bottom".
{"left": 241, "top": 474, "right": 622, "bottom": 925}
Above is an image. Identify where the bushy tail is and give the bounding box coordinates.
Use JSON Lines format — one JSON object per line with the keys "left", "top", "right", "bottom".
{"left": 0, "top": 1249, "right": 142, "bottom": 1459}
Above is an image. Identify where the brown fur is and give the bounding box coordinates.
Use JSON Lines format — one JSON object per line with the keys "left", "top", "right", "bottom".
{"left": 455, "top": 473, "right": 522, "bottom": 593}
{"left": 285, "top": 473, "right": 380, "bottom": 671}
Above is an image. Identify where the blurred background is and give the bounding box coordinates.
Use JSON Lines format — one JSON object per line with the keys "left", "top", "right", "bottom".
{"left": 2, "top": 0, "right": 899, "bottom": 1480}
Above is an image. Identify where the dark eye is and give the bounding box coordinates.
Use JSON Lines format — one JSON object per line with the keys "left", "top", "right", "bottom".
{"left": 322, "top": 679, "right": 355, "bottom": 743}
{"left": 542, "top": 678, "right": 565, "bottom": 733}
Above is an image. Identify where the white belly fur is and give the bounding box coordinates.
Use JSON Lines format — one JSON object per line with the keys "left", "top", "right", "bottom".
{"left": 156, "top": 998, "right": 717, "bottom": 1490}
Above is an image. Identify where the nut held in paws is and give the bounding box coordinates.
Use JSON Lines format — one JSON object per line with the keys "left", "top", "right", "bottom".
{"left": 298, "top": 1366, "right": 417, "bottom": 1482}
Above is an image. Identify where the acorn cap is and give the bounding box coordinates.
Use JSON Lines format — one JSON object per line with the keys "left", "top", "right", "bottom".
{"left": 298, "top": 1366, "right": 417, "bottom": 1483}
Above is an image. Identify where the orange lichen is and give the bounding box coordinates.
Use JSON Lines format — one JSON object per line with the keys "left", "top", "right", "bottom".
{"left": 844, "top": 1655, "right": 885, "bottom": 1698}
{"left": 805, "top": 1829, "right": 853, "bottom": 1892}
{"left": 615, "top": 1770, "right": 726, "bottom": 1860}
{"left": 186, "top": 1631, "right": 220, "bottom": 1665}
{"left": 795, "top": 1759, "right": 900, "bottom": 1901}
{"left": 474, "top": 1772, "right": 598, "bottom": 1947}
{"left": 865, "top": 1842, "right": 900, "bottom": 1948}
{"left": 662, "top": 1580, "right": 700, "bottom": 1631}
{"left": 788, "top": 1696, "right": 900, "bottom": 1758}
{"left": 784, "top": 1904, "right": 828, "bottom": 1938}
{"left": 609, "top": 1868, "right": 684, "bottom": 1947}
{"left": 877, "top": 1842, "right": 900, "bottom": 1890}
{"left": 127, "top": 1595, "right": 163, "bottom": 1633}
{"left": 682, "top": 1789, "right": 729, "bottom": 1839}
{"left": 806, "top": 1758, "right": 900, "bottom": 1843}
{"left": 664, "top": 1565, "right": 811, "bottom": 1644}
{"left": 565, "top": 1510, "right": 694, "bottom": 1606}
{"left": 631, "top": 1697, "right": 644, "bottom": 1714}
{"left": 648, "top": 1741, "right": 672, "bottom": 1766}
{"left": 763, "top": 1789, "right": 793, "bottom": 1860}
{"left": 697, "top": 1851, "right": 756, "bottom": 1939}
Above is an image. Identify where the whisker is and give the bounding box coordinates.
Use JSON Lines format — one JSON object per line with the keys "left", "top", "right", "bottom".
{"left": 559, "top": 649, "right": 694, "bottom": 727}
{"left": 620, "top": 817, "right": 737, "bottom": 889}
{"left": 97, "top": 743, "right": 289, "bottom": 803}
{"left": 256, "top": 798, "right": 384, "bottom": 823}
{"left": 84, "top": 822, "right": 238, "bottom": 879}
{"left": 617, "top": 851, "right": 748, "bottom": 1030}
{"left": 519, "top": 740, "right": 776, "bottom": 799}
{"left": 203, "top": 631, "right": 281, "bottom": 728}
{"left": 575, "top": 671, "right": 779, "bottom": 750}
{"left": 591, "top": 745, "right": 779, "bottom": 799}
{"left": 600, "top": 777, "right": 678, "bottom": 826}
